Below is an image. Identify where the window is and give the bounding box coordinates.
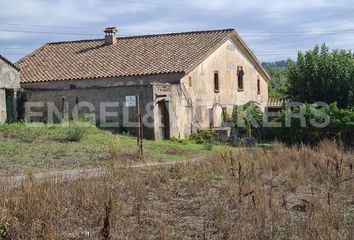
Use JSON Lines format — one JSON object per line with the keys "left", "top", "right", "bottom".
{"left": 237, "top": 66, "right": 244, "bottom": 91}
{"left": 188, "top": 76, "right": 192, "bottom": 87}
{"left": 214, "top": 71, "right": 220, "bottom": 92}
{"left": 61, "top": 97, "right": 66, "bottom": 113}
{"left": 257, "top": 78, "right": 261, "bottom": 94}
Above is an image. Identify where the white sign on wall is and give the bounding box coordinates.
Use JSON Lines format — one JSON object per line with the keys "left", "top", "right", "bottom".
{"left": 125, "top": 96, "right": 136, "bottom": 107}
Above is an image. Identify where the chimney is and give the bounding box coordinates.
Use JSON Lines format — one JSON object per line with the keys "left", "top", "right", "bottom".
{"left": 104, "top": 27, "right": 117, "bottom": 46}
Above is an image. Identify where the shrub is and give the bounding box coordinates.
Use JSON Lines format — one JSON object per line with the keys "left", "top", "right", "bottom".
{"left": 0, "top": 223, "right": 9, "bottom": 240}
{"left": 170, "top": 138, "right": 188, "bottom": 145}
{"left": 18, "top": 128, "right": 38, "bottom": 143}
{"left": 108, "top": 135, "right": 122, "bottom": 161}
{"left": 63, "top": 125, "right": 86, "bottom": 142}
{"left": 232, "top": 102, "right": 263, "bottom": 138}
{"left": 203, "top": 140, "right": 214, "bottom": 151}
{"left": 190, "top": 130, "right": 214, "bottom": 144}
{"left": 0, "top": 208, "right": 10, "bottom": 240}
{"left": 269, "top": 103, "right": 354, "bottom": 146}
{"left": 113, "top": 126, "right": 129, "bottom": 135}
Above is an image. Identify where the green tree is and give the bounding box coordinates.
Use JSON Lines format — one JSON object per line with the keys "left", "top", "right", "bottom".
{"left": 232, "top": 102, "right": 263, "bottom": 137}
{"left": 262, "top": 59, "right": 292, "bottom": 97}
{"left": 286, "top": 44, "right": 354, "bottom": 108}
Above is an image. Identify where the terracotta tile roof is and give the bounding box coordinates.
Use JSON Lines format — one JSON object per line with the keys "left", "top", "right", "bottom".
{"left": 267, "top": 97, "right": 289, "bottom": 108}
{"left": 16, "top": 29, "right": 237, "bottom": 83}
{"left": 0, "top": 54, "right": 20, "bottom": 72}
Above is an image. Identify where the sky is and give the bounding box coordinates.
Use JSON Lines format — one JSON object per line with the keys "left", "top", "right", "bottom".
{"left": 0, "top": 0, "right": 353, "bottom": 63}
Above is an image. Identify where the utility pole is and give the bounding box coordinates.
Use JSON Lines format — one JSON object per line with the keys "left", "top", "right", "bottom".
{"left": 136, "top": 94, "right": 143, "bottom": 155}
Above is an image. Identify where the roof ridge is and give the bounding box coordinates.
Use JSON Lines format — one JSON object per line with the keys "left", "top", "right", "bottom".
{"left": 0, "top": 54, "right": 20, "bottom": 71}
{"left": 48, "top": 38, "right": 103, "bottom": 45}
{"left": 118, "top": 28, "right": 235, "bottom": 39}
{"left": 46, "top": 28, "right": 235, "bottom": 45}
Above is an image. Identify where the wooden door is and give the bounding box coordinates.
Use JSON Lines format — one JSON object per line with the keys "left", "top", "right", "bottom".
{"left": 5, "top": 90, "right": 13, "bottom": 122}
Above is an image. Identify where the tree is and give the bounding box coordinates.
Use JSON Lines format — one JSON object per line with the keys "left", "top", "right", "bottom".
{"left": 286, "top": 44, "right": 354, "bottom": 108}
{"left": 262, "top": 59, "right": 293, "bottom": 97}
{"left": 232, "top": 102, "right": 263, "bottom": 138}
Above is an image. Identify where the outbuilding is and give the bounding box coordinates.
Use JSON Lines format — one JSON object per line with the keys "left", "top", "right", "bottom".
{"left": 0, "top": 55, "right": 20, "bottom": 123}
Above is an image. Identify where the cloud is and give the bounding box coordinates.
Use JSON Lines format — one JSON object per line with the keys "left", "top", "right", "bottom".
{"left": 0, "top": 0, "right": 352, "bottom": 62}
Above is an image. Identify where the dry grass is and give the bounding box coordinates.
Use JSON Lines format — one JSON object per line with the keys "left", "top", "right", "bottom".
{"left": 0, "top": 140, "right": 353, "bottom": 239}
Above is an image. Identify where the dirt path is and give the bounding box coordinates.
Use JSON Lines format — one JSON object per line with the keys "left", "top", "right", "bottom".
{"left": 1, "top": 158, "right": 203, "bottom": 188}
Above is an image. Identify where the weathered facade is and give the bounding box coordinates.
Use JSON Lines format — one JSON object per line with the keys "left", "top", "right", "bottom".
{"left": 177, "top": 39, "right": 269, "bottom": 138}
{"left": 0, "top": 55, "right": 20, "bottom": 123}
{"left": 23, "top": 74, "right": 182, "bottom": 139}
{"left": 17, "top": 28, "right": 270, "bottom": 140}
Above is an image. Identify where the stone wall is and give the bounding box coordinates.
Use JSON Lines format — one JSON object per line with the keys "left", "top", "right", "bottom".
{"left": 22, "top": 74, "right": 184, "bottom": 139}
{"left": 24, "top": 85, "right": 156, "bottom": 139}
{"left": 0, "top": 57, "right": 21, "bottom": 123}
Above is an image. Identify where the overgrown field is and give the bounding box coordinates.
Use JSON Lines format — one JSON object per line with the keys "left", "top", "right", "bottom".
{"left": 0, "top": 141, "right": 353, "bottom": 239}
{"left": 0, "top": 123, "right": 208, "bottom": 176}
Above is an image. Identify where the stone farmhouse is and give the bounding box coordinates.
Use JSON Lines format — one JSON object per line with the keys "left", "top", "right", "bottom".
{"left": 0, "top": 55, "right": 20, "bottom": 123}
{"left": 16, "top": 27, "right": 270, "bottom": 140}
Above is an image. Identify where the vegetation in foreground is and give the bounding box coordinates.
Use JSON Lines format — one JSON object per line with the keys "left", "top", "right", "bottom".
{"left": 0, "top": 123, "right": 210, "bottom": 176}
{"left": 0, "top": 140, "right": 353, "bottom": 239}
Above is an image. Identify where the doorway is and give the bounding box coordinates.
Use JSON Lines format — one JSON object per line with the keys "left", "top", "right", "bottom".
{"left": 158, "top": 100, "right": 170, "bottom": 139}
{"left": 210, "top": 103, "right": 223, "bottom": 128}
{"left": 5, "top": 90, "right": 14, "bottom": 122}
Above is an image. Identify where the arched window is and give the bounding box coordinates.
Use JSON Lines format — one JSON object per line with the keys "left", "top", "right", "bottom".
{"left": 214, "top": 71, "right": 220, "bottom": 92}
{"left": 237, "top": 66, "right": 244, "bottom": 91}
